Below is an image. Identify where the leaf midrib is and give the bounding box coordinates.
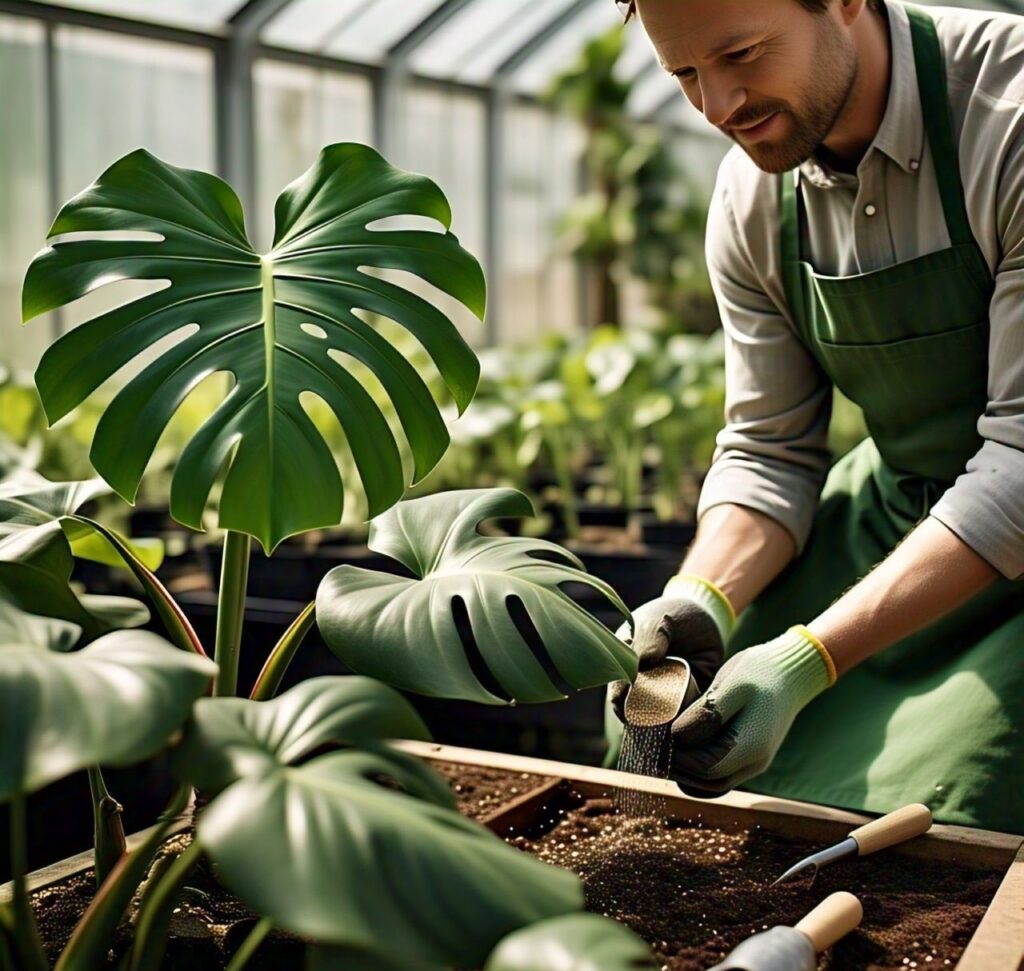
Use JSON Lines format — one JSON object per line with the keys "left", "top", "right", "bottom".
{"left": 261, "top": 256, "right": 276, "bottom": 542}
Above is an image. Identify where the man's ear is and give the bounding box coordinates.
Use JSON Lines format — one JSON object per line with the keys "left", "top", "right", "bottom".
{"left": 838, "top": 0, "right": 869, "bottom": 27}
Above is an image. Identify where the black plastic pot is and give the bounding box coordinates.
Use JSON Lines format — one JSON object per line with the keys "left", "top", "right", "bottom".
{"left": 637, "top": 514, "right": 696, "bottom": 552}
{"left": 202, "top": 543, "right": 411, "bottom": 603}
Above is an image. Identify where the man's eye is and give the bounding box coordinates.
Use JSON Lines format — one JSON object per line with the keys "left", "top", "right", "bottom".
{"left": 675, "top": 68, "right": 698, "bottom": 81}
{"left": 725, "top": 45, "right": 760, "bottom": 62}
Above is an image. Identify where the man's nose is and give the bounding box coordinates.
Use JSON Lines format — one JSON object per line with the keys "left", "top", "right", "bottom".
{"left": 697, "top": 75, "right": 745, "bottom": 128}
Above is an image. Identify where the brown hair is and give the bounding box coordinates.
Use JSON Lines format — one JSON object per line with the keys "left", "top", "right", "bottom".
{"left": 621, "top": 0, "right": 881, "bottom": 21}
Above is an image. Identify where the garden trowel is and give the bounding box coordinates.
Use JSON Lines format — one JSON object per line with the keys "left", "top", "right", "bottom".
{"left": 771, "top": 804, "right": 933, "bottom": 886}
{"left": 708, "top": 891, "right": 863, "bottom": 971}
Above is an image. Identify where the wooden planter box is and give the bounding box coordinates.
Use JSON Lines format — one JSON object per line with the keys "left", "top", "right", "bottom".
{"left": 400, "top": 741, "right": 1024, "bottom": 971}
{"left": 7, "top": 747, "right": 1022, "bottom": 970}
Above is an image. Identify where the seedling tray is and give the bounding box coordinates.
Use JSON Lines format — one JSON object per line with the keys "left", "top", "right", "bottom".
{"left": 400, "top": 742, "right": 1024, "bottom": 971}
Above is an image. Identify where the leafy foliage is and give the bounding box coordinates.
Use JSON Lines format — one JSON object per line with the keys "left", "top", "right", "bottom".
{"left": 0, "top": 625, "right": 215, "bottom": 801}
{"left": 173, "top": 678, "right": 583, "bottom": 967}
{"left": 485, "top": 914, "right": 658, "bottom": 971}
{"left": 23, "top": 144, "right": 484, "bottom": 551}
{"left": 317, "top": 489, "right": 636, "bottom": 704}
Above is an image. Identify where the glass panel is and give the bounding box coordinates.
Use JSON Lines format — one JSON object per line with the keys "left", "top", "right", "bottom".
{"left": 500, "top": 104, "right": 582, "bottom": 343}
{"left": 629, "top": 66, "right": 683, "bottom": 118}
{"left": 55, "top": 26, "right": 216, "bottom": 335}
{"left": 255, "top": 60, "right": 373, "bottom": 248}
{"left": 410, "top": 0, "right": 520, "bottom": 79}
{"left": 510, "top": 2, "right": 621, "bottom": 94}
{"left": 453, "top": 0, "right": 580, "bottom": 83}
{"left": 324, "top": 0, "right": 447, "bottom": 62}
{"left": 0, "top": 15, "right": 51, "bottom": 379}
{"left": 389, "top": 85, "right": 486, "bottom": 346}
{"left": 38, "top": 0, "right": 248, "bottom": 31}
{"left": 261, "top": 0, "right": 359, "bottom": 54}
{"left": 616, "top": 18, "right": 661, "bottom": 80}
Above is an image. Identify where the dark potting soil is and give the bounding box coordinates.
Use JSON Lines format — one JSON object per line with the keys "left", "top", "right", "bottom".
{"left": 31, "top": 834, "right": 304, "bottom": 970}
{"left": 506, "top": 791, "right": 1004, "bottom": 971}
{"left": 429, "top": 759, "right": 548, "bottom": 820}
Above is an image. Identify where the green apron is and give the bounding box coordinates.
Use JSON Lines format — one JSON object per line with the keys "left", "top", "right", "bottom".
{"left": 732, "top": 4, "right": 1023, "bottom": 834}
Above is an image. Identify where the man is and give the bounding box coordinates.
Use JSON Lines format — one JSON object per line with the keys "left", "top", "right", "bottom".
{"left": 610, "top": 0, "right": 1024, "bottom": 834}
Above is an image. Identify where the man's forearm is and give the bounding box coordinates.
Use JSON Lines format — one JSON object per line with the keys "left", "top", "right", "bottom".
{"left": 680, "top": 503, "right": 798, "bottom": 614}
{"left": 807, "top": 517, "right": 999, "bottom": 675}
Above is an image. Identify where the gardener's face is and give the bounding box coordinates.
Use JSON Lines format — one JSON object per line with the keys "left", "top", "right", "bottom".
{"left": 635, "top": 0, "right": 858, "bottom": 172}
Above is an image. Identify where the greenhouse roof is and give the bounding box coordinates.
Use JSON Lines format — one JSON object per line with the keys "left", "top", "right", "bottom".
{"left": 11, "top": 0, "right": 1024, "bottom": 133}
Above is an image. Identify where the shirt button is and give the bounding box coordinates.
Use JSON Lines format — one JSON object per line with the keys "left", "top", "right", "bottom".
{"left": 864, "top": 204, "right": 877, "bottom": 217}
{"left": 910, "top": 159, "right": 920, "bottom": 171}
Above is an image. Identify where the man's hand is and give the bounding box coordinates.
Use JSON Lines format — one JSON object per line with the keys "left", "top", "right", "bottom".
{"left": 608, "top": 575, "right": 733, "bottom": 722}
{"left": 668, "top": 626, "right": 835, "bottom": 796}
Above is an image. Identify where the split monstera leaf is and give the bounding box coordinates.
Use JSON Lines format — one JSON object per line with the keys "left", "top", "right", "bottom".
{"left": 316, "top": 488, "right": 638, "bottom": 704}
{"left": 171, "top": 677, "right": 585, "bottom": 970}
{"left": 22, "top": 144, "right": 483, "bottom": 552}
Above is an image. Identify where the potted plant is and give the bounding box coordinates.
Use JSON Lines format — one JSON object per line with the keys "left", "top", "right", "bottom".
{"left": 5, "top": 142, "right": 656, "bottom": 968}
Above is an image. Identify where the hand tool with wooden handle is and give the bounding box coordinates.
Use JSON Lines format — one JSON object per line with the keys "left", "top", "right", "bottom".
{"left": 771, "top": 804, "right": 933, "bottom": 886}
{"left": 708, "top": 892, "right": 863, "bottom": 971}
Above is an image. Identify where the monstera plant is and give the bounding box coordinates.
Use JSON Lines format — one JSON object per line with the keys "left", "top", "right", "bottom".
{"left": 0, "top": 601, "right": 653, "bottom": 970}
{"left": 22, "top": 143, "right": 483, "bottom": 698}
{"left": 10, "top": 143, "right": 655, "bottom": 968}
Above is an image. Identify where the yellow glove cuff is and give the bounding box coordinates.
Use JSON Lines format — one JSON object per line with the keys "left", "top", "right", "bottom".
{"left": 663, "top": 573, "right": 736, "bottom": 642}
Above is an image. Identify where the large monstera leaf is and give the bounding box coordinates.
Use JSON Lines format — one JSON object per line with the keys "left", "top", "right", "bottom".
{"left": 316, "top": 489, "right": 637, "bottom": 705}
{"left": 22, "top": 144, "right": 484, "bottom": 551}
{"left": 484, "top": 914, "right": 657, "bottom": 970}
{"left": 0, "top": 627, "right": 215, "bottom": 801}
{"left": 172, "top": 678, "right": 583, "bottom": 967}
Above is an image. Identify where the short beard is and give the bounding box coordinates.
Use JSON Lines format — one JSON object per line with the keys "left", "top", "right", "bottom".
{"left": 727, "top": 18, "right": 858, "bottom": 173}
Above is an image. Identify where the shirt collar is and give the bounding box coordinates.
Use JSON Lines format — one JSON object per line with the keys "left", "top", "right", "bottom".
{"left": 800, "top": 0, "right": 926, "bottom": 188}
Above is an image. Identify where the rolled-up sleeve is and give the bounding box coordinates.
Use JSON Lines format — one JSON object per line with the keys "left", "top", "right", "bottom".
{"left": 697, "top": 163, "right": 834, "bottom": 553}
{"left": 929, "top": 121, "right": 1024, "bottom": 579}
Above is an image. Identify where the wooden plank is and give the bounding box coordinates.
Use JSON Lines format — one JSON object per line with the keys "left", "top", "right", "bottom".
{"left": 398, "top": 741, "right": 1023, "bottom": 864}
{"left": 480, "top": 777, "right": 566, "bottom": 833}
{"left": 957, "top": 842, "right": 1024, "bottom": 971}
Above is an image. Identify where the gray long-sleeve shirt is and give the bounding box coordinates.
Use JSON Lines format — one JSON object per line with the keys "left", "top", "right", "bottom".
{"left": 698, "top": 1, "right": 1024, "bottom": 578}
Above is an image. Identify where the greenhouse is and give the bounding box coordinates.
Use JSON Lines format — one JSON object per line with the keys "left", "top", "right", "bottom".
{"left": 0, "top": 0, "right": 1022, "bottom": 969}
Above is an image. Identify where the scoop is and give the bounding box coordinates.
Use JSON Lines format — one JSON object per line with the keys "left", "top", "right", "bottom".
{"left": 623, "top": 656, "right": 699, "bottom": 728}
{"left": 771, "top": 803, "right": 933, "bottom": 886}
{"left": 709, "top": 891, "right": 863, "bottom": 971}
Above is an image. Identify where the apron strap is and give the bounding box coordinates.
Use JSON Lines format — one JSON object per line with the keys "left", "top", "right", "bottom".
{"left": 903, "top": 4, "right": 977, "bottom": 250}
{"left": 779, "top": 3, "right": 982, "bottom": 266}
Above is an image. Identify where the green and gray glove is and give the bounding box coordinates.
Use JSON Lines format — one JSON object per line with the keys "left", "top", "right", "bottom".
{"left": 608, "top": 574, "right": 734, "bottom": 721}
{"left": 669, "top": 626, "right": 836, "bottom": 797}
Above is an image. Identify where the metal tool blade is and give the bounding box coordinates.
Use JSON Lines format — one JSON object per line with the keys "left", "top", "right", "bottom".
{"left": 771, "top": 836, "right": 858, "bottom": 887}
{"left": 708, "top": 926, "right": 816, "bottom": 971}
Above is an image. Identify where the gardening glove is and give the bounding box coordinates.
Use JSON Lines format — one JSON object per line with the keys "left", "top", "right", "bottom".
{"left": 608, "top": 574, "right": 734, "bottom": 722}
{"left": 669, "top": 626, "right": 836, "bottom": 797}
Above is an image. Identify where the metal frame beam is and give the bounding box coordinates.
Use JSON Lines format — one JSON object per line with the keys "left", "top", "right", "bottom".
{"left": 375, "top": 0, "right": 478, "bottom": 156}
{"left": 216, "top": 0, "right": 292, "bottom": 241}
{"left": 493, "top": 0, "right": 591, "bottom": 80}
{"left": 42, "top": 19, "right": 63, "bottom": 339}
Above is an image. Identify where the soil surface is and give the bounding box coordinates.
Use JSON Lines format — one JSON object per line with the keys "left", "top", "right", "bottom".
{"left": 28, "top": 773, "right": 1008, "bottom": 971}
{"left": 506, "top": 790, "right": 1005, "bottom": 971}
{"left": 30, "top": 764, "right": 552, "bottom": 968}
{"left": 428, "top": 759, "right": 547, "bottom": 820}
{"left": 32, "top": 834, "right": 304, "bottom": 969}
